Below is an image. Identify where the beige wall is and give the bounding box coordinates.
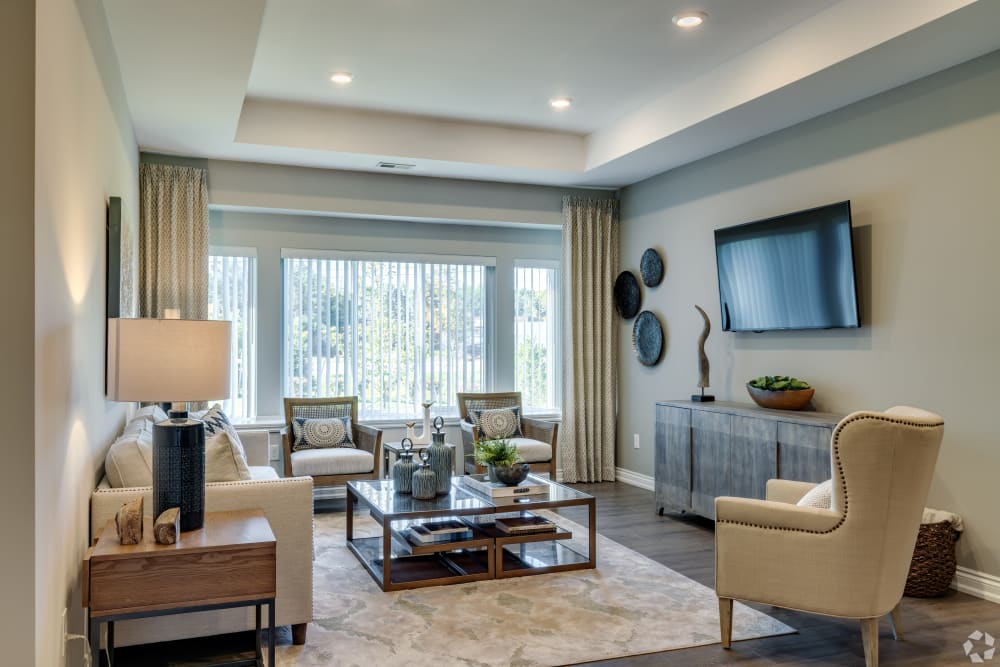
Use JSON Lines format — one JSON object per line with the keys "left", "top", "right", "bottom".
{"left": 203, "top": 158, "right": 608, "bottom": 228}
{"left": 34, "top": 0, "right": 138, "bottom": 665}
{"left": 1, "top": 1, "right": 37, "bottom": 664}
{"left": 618, "top": 51, "right": 1000, "bottom": 576}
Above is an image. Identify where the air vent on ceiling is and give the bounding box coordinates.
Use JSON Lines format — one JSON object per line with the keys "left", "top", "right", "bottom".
{"left": 377, "top": 161, "right": 416, "bottom": 170}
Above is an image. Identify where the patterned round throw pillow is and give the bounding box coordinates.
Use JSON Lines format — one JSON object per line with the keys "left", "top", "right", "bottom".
{"left": 292, "top": 417, "right": 355, "bottom": 450}
{"left": 473, "top": 407, "right": 523, "bottom": 440}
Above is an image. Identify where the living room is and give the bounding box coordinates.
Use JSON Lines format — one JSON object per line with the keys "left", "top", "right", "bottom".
{"left": 5, "top": 1, "right": 1000, "bottom": 666}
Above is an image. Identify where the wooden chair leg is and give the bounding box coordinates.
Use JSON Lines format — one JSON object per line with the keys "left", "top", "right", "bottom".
{"left": 292, "top": 623, "right": 308, "bottom": 645}
{"left": 718, "top": 597, "right": 733, "bottom": 649}
{"left": 888, "top": 602, "right": 904, "bottom": 641}
{"left": 861, "top": 617, "right": 879, "bottom": 667}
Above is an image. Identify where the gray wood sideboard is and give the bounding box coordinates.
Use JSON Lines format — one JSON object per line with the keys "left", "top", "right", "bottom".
{"left": 654, "top": 400, "right": 843, "bottom": 519}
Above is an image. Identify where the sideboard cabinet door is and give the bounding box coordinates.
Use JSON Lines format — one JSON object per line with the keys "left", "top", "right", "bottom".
{"left": 655, "top": 405, "right": 691, "bottom": 514}
{"left": 730, "top": 416, "right": 777, "bottom": 501}
{"left": 691, "top": 410, "right": 731, "bottom": 519}
{"left": 777, "top": 422, "right": 833, "bottom": 483}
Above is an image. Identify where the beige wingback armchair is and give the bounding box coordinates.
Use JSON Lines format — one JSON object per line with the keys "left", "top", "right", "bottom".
{"left": 715, "top": 406, "right": 944, "bottom": 667}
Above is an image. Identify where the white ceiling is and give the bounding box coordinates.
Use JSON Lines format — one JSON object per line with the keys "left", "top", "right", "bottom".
{"left": 103, "top": 0, "right": 1000, "bottom": 188}
{"left": 247, "top": 0, "right": 835, "bottom": 134}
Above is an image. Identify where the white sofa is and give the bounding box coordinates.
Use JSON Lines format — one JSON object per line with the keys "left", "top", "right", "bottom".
{"left": 90, "top": 426, "right": 314, "bottom": 646}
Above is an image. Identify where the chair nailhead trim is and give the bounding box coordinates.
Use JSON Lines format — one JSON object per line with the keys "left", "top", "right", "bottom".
{"left": 717, "top": 413, "right": 943, "bottom": 534}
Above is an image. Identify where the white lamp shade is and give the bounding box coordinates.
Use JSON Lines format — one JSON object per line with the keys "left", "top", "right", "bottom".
{"left": 107, "top": 318, "right": 232, "bottom": 402}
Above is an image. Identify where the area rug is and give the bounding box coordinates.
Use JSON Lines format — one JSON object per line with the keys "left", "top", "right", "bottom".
{"left": 276, "top": 511, "right": 794, "bottom": 666}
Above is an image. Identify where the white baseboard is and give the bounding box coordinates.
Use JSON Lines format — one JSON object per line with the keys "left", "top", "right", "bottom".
{"left": 615, "top": 467, "right": 654, "bottom": 491}
{"left": 954, "top": 566, "right": 1000, "bottom": 604}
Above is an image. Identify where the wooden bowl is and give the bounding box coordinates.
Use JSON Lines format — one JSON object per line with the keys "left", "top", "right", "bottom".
{"left": 746, "top": 384, "right": 815, "bottom": 411}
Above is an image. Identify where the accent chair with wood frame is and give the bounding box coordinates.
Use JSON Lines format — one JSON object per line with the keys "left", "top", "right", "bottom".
{"left": 282, "top": 396, "right": 383, "bottom": 487}
{"left": 457, "top": 391, "right": 559, "bottom": 477}
{"left": 714, "top": 406, "right": 945, "bottom": 667}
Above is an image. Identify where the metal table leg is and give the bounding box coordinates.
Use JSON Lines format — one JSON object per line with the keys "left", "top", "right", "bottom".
{"left": 255, "top": 604, "right": 262, "bottom": 665}
{"left": 107, "top": 621, "right": 115, "bottom": 666}
{"left": 268, "top": 599, "right": 276, "bottom": 667}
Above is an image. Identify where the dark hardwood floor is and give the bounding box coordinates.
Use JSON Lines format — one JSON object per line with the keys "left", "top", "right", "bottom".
{"left": 110, "top": 482, "right": 998, "bottom": 666}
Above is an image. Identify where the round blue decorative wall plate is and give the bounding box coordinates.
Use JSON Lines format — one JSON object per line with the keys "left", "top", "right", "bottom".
{"left": 633, "top": 310, "right": 664, "bottom": 366}
{"left": 614, "top": 271, "right": 641, "bottom": 319}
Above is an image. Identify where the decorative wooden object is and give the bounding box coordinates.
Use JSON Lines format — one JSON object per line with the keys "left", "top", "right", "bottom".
{"left": 115, "top": 496, "right": 143, "bottom": 545}
{"left": 692, "top": 305, "right": 715, "bottom": 402}
{"left": 154, "top": 507, "right": 180, "bottom": 545}
{"left": 655, "top": 400, "right": 842, "bottom": 519}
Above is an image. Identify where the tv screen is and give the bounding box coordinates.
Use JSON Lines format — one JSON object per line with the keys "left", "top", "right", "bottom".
{"left": 715, "top": 201, "right": 860, "bottom": 332}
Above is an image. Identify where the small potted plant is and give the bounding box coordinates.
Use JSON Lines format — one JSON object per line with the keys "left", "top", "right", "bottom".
{"left": 474, "top": 439, "right": 529, "bottom": 485}
{"left": 747, "top": 375, "right": 814, "bottom": 411}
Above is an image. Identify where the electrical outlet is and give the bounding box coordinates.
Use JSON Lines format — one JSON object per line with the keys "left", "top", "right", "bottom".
{"left": 269, "top": 444, "right": 279, "bottom": 461}
{"left": 633, "top": 433, "right": 640, "bottom": 449}
{"left": 60, "top": 608, "right": 67, "bottom": 657}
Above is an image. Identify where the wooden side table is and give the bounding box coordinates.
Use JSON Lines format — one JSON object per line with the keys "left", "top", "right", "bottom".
{"left": 84, "top": 509, "right": 277, "bottom": 666}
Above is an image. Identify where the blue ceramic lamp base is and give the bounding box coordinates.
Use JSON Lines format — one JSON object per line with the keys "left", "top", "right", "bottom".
{"left": 152, "top": 413, "right": 205, "bottom": 532}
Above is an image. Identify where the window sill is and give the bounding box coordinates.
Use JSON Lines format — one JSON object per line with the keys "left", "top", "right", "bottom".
{"left": 230, "top": 412, "right": 562, "bottom": 430}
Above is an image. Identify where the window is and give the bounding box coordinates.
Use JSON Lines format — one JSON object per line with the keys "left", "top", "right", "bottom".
{"left": 208, "top": 249, "right": 257, "bottom": 419}
{"left": 282, "top": 250, "right": 494, "bottom": 419}
{"left": 514, "top": 262, "right": 560, "bottom": 411}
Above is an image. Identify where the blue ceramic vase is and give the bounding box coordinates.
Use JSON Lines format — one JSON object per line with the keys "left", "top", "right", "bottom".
{"left": 411, "top": 449, "right": 438, "bottom": 500}
{"left": 426, "top": 415, "right": 452, "bottom": 495}
{"left": 392, "top": 437, "right": 418, "bottom": 494}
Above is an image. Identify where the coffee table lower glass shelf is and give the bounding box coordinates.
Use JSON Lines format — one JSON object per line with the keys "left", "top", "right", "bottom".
{"left": 346, "top": 476, "right": 596, "bottom": 591}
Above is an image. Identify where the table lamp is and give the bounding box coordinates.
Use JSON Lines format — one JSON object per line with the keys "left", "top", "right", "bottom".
{"left": 107, "top": 318, "right": 232, "bottom": 531}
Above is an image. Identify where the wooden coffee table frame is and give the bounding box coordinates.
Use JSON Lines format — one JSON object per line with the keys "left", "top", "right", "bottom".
{"left": 346, "top": 475, "right": 596, "bottom": 591}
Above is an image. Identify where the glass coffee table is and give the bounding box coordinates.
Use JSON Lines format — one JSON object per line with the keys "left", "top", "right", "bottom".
{"left": 346, "top": 475, "right": 596, "bottom": 591}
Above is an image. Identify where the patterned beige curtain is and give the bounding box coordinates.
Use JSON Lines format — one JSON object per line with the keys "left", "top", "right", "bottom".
{"left": 138, "top": 163, "right": 209, "bottom": 319}
{"left": 560, "top": 196, "right": 619, "bottom": 483}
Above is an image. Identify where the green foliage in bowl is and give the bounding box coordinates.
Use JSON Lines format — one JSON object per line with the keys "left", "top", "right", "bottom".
{"left": 474, "top": 439, "right": 522, "bottom": 467}
{"left": 748, "top": 375, "right": 811, "bottom": 391}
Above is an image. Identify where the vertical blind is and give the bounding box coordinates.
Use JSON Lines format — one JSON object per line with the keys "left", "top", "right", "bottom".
{"left": 207, "top": 251, "right": 257, "bottom": 419}
{"left": 282, "top": 251, "right": 493, "bottom": 419}
{"left": 514, "top": 263, "right": 559, "bottom": 410}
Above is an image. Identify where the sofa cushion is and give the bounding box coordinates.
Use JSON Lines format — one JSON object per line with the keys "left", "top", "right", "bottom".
{"left": 195, "top": 404, "right": 251, "bottom": 482}
{"left": 247, "top": 465, "right": 280, "bottom": 481}
{"left": 106, "top": 405, "right": 251, "bottom": 488}
{"left": 290, "top": 447, "right": 374, "bottom": 476}
{"left": 205, "top": 429, "right": 252, "bottom": 482}
{"left": 796, "top": 479, "right": 833, "bottom": 509}
{"left": 470, "top": 407, "right": 523, "bottom": 440}
{"left": 105, "top": 429, "right": 154, "bottom": 488}
{"left": 291, "top": 416, "right": 355, "bottom": 450}
{"left": 508, "top": 437, "right": 552, "bottom": 463}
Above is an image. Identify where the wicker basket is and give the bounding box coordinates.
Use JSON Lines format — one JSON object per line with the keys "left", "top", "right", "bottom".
{"left": 904, "top": 520, "right": 959, "bottom": 597}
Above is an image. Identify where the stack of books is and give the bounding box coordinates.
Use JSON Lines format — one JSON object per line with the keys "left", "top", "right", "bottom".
{"left": 408, "top": 519, "right": 473, "bottom": 545}
{"left": 494, "top": 515, "right": 557, "bottom": 535}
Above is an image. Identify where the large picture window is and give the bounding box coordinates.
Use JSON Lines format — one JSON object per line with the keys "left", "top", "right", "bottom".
{"left": 208, "top": 248, "right": 257, "bottom": 419}
{"left": 282, "top": 250, "right": 494, "bottom": 419}
{"left": 514, "top": 262, "right": 559, "bottom": 411}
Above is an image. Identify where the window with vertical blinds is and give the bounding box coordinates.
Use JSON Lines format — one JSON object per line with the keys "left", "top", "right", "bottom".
{"left": 208, "top": 249, "right": 257, "bottom": 419}
{"left": 282, "top": 250, "right": 494, "bottom": 419}
{"left": 514, "top": 262, "right": 560, "bottom": 411}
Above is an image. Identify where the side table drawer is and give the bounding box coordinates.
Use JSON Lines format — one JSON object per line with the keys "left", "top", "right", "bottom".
{"left": 89, "top": 543, "right": 276, "bottom": 616}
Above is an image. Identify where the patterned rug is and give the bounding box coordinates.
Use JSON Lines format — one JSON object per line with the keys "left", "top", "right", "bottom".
{"left": 276, "top": 510, "right": 794, "bottom": 666}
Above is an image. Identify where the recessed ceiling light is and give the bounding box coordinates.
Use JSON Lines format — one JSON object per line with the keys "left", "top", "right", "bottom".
{"left": 672, "top": 11, "right": 707, "bottom": 28}
{"left": 549, "top": 97, "right": 573, "bottom": 110}
{"left": 330, "top": 71, "right": 354, "bottom": 85}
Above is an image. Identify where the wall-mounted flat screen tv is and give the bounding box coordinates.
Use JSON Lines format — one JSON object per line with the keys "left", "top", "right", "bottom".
{"left": 715, "top": 201, "right": 860, "bottom": 332}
